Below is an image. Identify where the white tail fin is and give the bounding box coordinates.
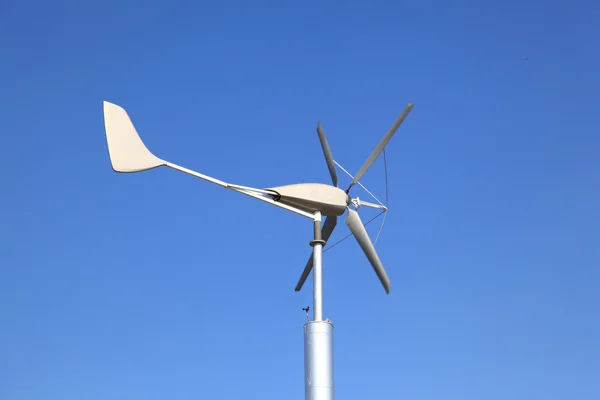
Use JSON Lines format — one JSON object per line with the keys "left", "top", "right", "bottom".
{"left": 103, "top": 101, "right": 165, "bottom": 173}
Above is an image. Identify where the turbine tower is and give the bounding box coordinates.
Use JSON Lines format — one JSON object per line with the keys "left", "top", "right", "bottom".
{"left": 102, "top": 101, "right": 414, "bottom": 400}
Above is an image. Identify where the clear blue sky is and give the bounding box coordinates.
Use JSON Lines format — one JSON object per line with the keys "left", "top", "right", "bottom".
{"left": 1, "top": 1, "right": 599, "bottom": 399}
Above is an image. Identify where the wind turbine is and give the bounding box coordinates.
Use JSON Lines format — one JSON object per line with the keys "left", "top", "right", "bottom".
{"left": 103, "top": 100, "right": 414, "bottom": 400}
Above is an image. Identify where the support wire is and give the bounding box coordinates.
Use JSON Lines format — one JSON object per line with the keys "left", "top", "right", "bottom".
{"left": 326, "top": 151, "right": 391, "bottom": 252}
{"left": 323, "top": 210, "right": 386, "bottom": 253}
{"left": 334, "top": 161, "right": 385, "bottom": 206}
{"left": 373, "top": 148, "right": 389, "bottom": 246}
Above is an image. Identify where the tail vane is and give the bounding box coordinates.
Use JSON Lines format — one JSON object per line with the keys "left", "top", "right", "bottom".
{"left": 103, "top": 101, "right": 165, "bottom": 173}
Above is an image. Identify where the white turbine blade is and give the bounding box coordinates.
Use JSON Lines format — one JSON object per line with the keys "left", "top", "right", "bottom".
{"left": 103, "top": 101, "right": 166, "bottom": 173}
{"left": 294, "top": 216, "right": 338, "bottom": 291}
{"left": 317, "top": 122, "right": 338, "bottom": 187}
{"left": 345, "top": 209, "right": 391, "bottom": 293}
{"left": 347, "top": 103, "right": 414, "bottom": 191}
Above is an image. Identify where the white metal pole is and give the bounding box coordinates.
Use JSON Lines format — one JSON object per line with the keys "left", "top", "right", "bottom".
{"left": 313, "top": 253, "right": 323, "bottom": 321}
{"left": 312, "top": 243, "right": 323, "bottom": 321}
{"left": 311, "top": 211, "right": 324, "bottom": 321}
{"left": 304, "top": 210, "right": 334, "bottom": 400}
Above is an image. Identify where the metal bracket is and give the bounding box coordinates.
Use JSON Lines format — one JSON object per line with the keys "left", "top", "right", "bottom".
{"left": 351, "top": 197, "right": 387, "bottom": 212}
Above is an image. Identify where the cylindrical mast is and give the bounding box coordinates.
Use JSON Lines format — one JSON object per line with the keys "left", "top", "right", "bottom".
{"left": 304, "top": 320, "right": 334, "bottom": 400}
{"left": 304, "top": 211, "right": 334, "bottom": 399}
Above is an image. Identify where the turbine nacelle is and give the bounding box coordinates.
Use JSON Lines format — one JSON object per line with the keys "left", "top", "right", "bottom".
{"left": 267, "top": 183, "right": 350, "bottom": 217}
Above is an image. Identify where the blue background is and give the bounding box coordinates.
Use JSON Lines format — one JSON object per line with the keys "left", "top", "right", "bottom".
{"left": 1, "top": 1, "right": 599, "bottom": 399}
